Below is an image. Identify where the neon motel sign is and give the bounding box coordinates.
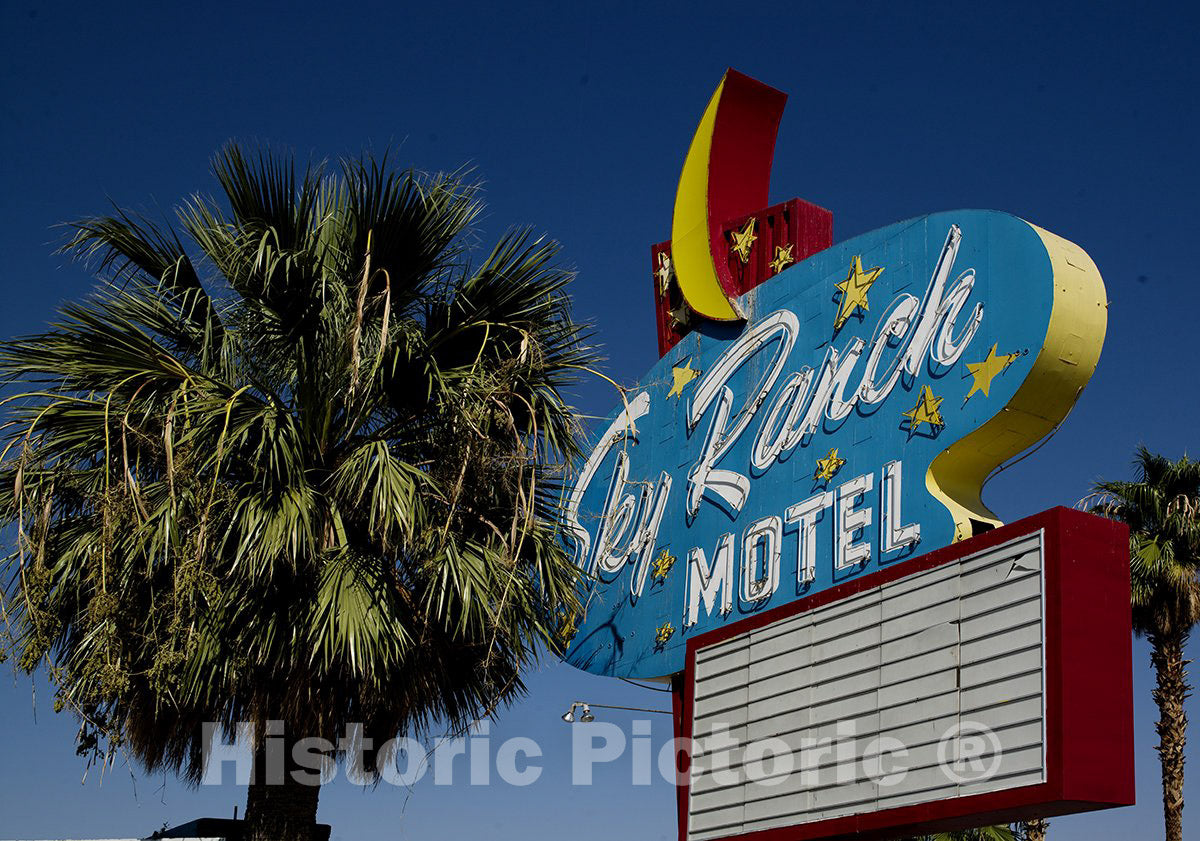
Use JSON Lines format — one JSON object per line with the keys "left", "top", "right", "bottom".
{"left": 561, "top": 70, "right": 1134, "bottom": 840}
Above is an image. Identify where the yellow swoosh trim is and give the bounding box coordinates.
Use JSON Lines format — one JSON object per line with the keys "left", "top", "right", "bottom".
{"left": 926, "top": 221, "right": 1108, "bottom": 539}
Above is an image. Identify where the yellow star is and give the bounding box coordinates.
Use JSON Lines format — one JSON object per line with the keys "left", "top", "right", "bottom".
{"left": 668, "top": 302, "right": 691, "bottom": 331}
{"left": 655, "top": 621, "right": 675, "bottom": 646}
{"left": 769, "top": 243, "right": 795, "bottom": 274}
{"left": 814, "top": 447, "right": 846, "bottom": 481}
{"left": 668, "top": 358, "right": 701, "bottom": 398}
{"left": 655, "top": 251, "right": 673, "bottom": 298}
{"left": 651, "top": 549, "right": 676, "bottom": 581}
{"left": 833, "top": 256, "right": 884, "bottom": 330}
{"left": 902, "top": 385, "right": 945, "bottom": 434}
{"left": 730, "top": 218, "right": 757, "bottom": 263}
{"left": 965, "top": 344, "right": 1021, "bottom": 401}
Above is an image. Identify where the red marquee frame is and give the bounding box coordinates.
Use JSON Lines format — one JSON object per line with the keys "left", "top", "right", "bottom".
{"left": 672, "top": 506, "right": 1134, "bottom": 841}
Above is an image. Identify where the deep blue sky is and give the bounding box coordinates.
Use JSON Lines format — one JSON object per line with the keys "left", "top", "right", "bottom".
{"left": 2, "top": 1, "right": 1198, "bottom": 839}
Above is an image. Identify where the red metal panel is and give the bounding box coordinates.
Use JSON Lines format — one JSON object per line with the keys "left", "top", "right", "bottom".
{"left": 706, "top": 70, "right": 787, "bottom": 303}
{"left": 673, "top": 673, "right": 690, "bottom": 838}
{"left": 677, "top": 507, "right": 1134, "bottom": 841}
{"left": 653, "top": 199, "right": 833, "bottom": 357}
{"left": 721, "top": 199, "right": 833, "bottom": 296}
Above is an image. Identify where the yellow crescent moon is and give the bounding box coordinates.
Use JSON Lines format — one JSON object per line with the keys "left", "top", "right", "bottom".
{"left": 670, "top": 71, "right": 787, "bottom": 323}
{"left": 671, "top": 77, "right": 739, "bottom": 321}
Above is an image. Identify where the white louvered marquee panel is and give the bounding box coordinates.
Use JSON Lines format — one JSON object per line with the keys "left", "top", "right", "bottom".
{"left": 688, "top": 531, "right": 1046, "bottom": 841}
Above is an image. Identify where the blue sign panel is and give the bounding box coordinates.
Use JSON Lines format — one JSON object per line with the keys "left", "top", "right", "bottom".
{"left": 562, "top": 210, "right": 1104, "bottom": 678}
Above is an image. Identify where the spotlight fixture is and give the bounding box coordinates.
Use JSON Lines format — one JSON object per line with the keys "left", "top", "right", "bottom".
{"left": 559, "top": 700, "right": 670, "bottom": 723}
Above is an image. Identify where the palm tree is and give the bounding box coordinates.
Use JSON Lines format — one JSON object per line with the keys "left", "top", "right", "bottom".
{"left": 1092, "top": 447, "right": 1200, "bottom": 841}
{"left": 908, "top": 824, "right": 1016, "bottom": 841}
{"left": 0, "top": 146, "right": 595, "bottom": 841}
{"left": 1019, "top": 818, "right": 1047, "bottom": 841}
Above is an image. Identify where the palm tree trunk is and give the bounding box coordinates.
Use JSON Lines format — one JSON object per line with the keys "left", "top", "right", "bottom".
{"left": 1021, "top": 818, "right": 1048, "bottom": 841}
{"left": 1150, "top": 628, "right": 1191, "bottom": 841}
{"left": 243, "top": 729, "right": 323, "bottom": 841}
